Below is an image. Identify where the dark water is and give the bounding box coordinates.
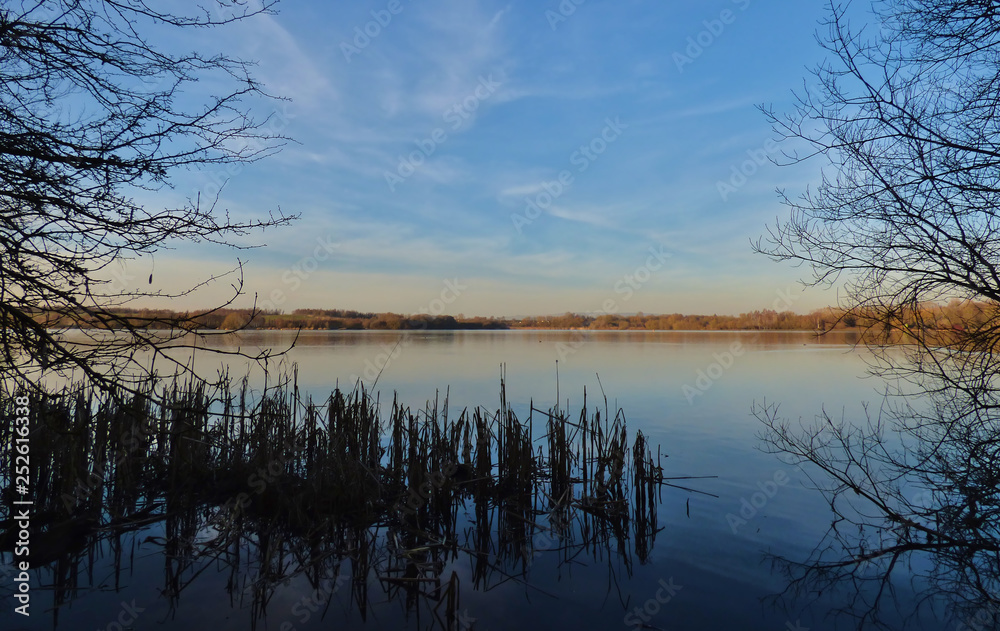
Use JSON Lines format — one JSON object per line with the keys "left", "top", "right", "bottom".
{"left": 3, "top": 330, "right": 947, "bottom": 630}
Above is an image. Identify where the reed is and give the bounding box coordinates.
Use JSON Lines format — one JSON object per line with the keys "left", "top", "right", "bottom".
{"left": 0, "top": 367, "right": 712, "bottom": 629}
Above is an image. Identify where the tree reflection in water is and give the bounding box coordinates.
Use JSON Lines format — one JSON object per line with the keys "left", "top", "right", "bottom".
{"left": 757, "top": 380, "right": 1000, "bottom": 629}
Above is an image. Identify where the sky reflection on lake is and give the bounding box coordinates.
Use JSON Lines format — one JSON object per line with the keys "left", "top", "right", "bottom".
{"left": 5, "top": 330, "right": 944, "bottom": 631}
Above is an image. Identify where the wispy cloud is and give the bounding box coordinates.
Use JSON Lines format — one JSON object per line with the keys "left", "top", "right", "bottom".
{"left": 245, "top": 14, "right": 336, "bottom": 110}
{"left": 150, "top": 0, "right": 832, "bottom": 315}
{"left": 547, "top": 204, "right": 621, "bottom": 230}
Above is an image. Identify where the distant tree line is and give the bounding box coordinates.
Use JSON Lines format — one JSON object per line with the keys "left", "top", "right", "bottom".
{"left": 29, "top": 299, "right": 994, "bottom": 333}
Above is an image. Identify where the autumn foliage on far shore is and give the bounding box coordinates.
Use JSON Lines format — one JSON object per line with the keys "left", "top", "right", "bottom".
{"left": 29, "top": 299, "right": 995, "bottom": 333}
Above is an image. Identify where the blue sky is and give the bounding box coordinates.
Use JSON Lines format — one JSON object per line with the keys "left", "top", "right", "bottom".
{"left": 138, "top": 0, "right": 838, "bottom": 317}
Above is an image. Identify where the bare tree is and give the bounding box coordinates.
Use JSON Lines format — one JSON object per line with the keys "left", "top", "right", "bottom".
{"left": 755, "top": 0, "right": 1000, "bottom": 627}
{"left": 0, "top": 0, "right": 297, "bottom": 398}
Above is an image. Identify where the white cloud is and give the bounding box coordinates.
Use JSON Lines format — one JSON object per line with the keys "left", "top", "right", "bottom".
{"left": 547, "top": 204, "right": 621, "bottom": 230}
{"left": 243, "top": 14, "right": 336, "bottom": 111}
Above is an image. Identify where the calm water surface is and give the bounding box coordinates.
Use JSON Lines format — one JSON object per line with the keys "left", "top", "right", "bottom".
{"left": 7, "top": 330, "right": 944, "bottom": 630}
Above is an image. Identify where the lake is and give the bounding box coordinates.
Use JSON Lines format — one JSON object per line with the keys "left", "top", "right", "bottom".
{"left": 5, "top": 330, "right": 946, "bottom": 630}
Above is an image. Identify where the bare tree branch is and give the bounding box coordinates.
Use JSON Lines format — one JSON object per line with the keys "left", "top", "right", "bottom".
{"left": 0, "top": 0, "right": 298, "bottom": 400}
{"left": 755, "top": 1, "right": 1000, "bottom": 627}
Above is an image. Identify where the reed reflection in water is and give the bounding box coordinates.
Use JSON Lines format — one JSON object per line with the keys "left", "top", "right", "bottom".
{"left": 0, "top": 368, "right": 712, "bottom": 630}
